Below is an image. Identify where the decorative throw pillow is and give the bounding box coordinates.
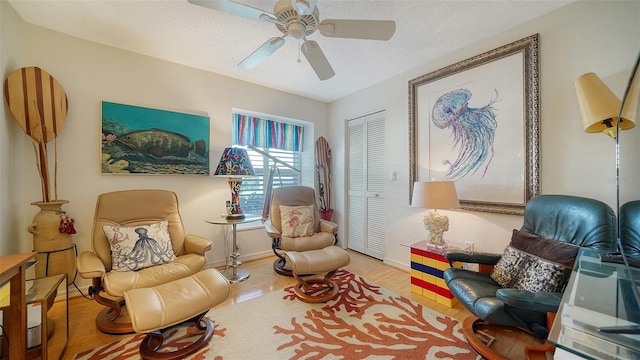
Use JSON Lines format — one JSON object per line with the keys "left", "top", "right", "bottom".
{"left": 103, "top": 220, "right": 176, "bottom": 272}
{"left": 490, "top": 229, "right": 580, "bottom": 293}
{"left": 280, "top": 205, "right": 315, "bottom": 238}
{"left": 490, "top": 246, "right": 526, "bottom": 288}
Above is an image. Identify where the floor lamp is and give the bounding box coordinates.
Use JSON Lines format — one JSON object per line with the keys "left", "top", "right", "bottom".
{"left": 574, "top": 69, "right": 637, "bottom": 237}
{"left": 575, "top": 54, "right": 640, "bottom": 336}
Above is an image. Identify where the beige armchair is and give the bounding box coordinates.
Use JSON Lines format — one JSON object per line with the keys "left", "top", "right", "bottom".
{"left": 77, "top": 189, "right": 211, "bottom": 334}
{"left": 265, "top": 186, "right": 338, "bottom": 275}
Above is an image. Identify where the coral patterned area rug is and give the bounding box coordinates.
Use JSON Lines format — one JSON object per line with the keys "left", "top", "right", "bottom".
{"left": 74, "top": 270, "right": 479, "bottom": 359}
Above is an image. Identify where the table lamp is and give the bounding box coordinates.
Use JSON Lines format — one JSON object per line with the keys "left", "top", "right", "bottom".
{"left": 574, "top": 72, "right": 636, "bottom": 138}
{"left": 411, "top": 181, "right": 460, "bottom": 247}
{"left": 214, "top": 147, "right": 255, "bottom": 219}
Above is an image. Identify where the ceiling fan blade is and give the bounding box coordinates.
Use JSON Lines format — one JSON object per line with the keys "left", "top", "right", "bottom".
{"left": 188, "top": 0, "right": 277, "bottom": 23}
{"left": 301, "top": 40, "right": 335, "bottom": 81}
{"left": 318, "top": 19, "right": 396, "bottom": 40}
{"left": 239, "top": 37, "right": 286, "bottom": 69}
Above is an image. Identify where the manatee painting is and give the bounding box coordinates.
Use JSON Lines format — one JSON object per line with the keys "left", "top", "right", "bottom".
{"left": 115, "top": 129, "right": 207, "bottom": 159}
{"left": 432, "top": 88, "right": 498, "bottom": 180}
{"left": 101, "top": 101, "right": 210, "bottom": 175}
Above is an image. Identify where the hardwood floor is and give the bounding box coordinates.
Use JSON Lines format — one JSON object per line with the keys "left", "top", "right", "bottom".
{"left": 48, "top": 250, "right": 541, "bottom": 359}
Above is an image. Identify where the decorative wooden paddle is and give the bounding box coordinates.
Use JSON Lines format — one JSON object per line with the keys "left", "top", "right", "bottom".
{"left": 315, "top": 136, "right": 332, "bottom": 213}
{"left": 4, "top": 67, "right": 68, "bottom": 202}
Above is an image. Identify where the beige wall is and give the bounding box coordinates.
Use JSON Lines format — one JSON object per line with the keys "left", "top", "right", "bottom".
{"left": 1, "top": 1, "right": 30, "bottom": 256}
{"left": 328, "top": 0, "right": 640, "bottom": 269}
{"left": 0, "top": 1, "right": 329, "bottom": 288}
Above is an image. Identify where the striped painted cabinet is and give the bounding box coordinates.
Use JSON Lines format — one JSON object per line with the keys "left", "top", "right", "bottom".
{"left": 409, "top": 241, "right": 463, "bottom": 307}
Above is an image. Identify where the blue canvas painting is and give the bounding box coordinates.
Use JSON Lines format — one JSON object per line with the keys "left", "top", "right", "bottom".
{"left": 101, "top": 101, "right": 210, "bottom": 175}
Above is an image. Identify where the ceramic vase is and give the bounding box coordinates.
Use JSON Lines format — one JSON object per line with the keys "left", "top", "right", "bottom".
{"left": 28, "top": 200, "right": 76, "bottom": 282}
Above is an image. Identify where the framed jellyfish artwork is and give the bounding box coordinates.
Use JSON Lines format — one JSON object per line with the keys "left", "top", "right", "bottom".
{"left": 409, "top": 34, "right": 540, "bottom": 215}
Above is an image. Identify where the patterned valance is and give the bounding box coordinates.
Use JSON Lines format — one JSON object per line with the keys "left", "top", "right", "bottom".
{"left": 232, "top": 113, "right": 304, "bottom": 152}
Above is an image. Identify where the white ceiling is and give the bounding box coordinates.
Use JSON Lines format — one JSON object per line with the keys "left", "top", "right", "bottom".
{"left": 8, "top": 0, "right": 573, "bottom": 103}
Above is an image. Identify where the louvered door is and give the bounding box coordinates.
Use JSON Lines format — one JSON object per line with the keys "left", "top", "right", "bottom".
{"left": 347, "top": 111, "right": 386, "bottom": 260}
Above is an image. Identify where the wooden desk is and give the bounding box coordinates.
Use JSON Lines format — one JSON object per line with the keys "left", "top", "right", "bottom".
{"left": 0, "top": 252, "right": 37, "bottom": 360}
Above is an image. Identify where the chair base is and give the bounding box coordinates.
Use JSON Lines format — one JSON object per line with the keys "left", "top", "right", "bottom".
{"left": 139, "top": 312, "right": 214, "bottom": 360}
{"left": 273, "top": 258, "right": 294, "bottom": 277}
{"left": 96, "top": 307, "right": 134, "bottom": 334}
{"left": 524, "top": 341, "right": 556, "bottom": 360}
{"left": 461, "top": 316, "right": 517, "bottom": 360}
{"left": 293, "top": 278, "right": 340, "bottom": 303}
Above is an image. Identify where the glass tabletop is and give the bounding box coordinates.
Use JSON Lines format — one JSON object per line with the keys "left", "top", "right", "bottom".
{"left": 205, "top": 214, "right": 262, "bottom": 225}
{"left": 400, "top": 240, "right": 468, "bottom": 254}
{"left": 548, "top": 249, "right": 640, "bottom": 359}
{"left": 25, "top": 274, "right": 66, "bottom": 303}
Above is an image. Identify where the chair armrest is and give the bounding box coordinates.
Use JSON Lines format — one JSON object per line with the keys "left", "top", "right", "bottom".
{"left": 184, "top": 234, "right": 212, "bottom": 255}
{"left": 77, "top": 251, "right": 106, "bottom": 279}
{"left": 264, "top": 219, "right": 281, "bottom": 239}
{"left": 444, "top": 250, "right": 502, "bottom": 265}
{"left": 496, "top": 288, "right": 562, "bottom": 313}
{"left": 319, "top": 219, "right": 338, "bottom": 234}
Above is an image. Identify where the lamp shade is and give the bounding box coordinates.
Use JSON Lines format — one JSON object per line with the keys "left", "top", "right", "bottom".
{"left": 621, "top": 66, "right": 639, "bottom": 127}
{"left": 411, "top": 181, "right": 460, "bottom": 209}
{"left": 574, "top": 73, "right": 633, "bottom": 136}
{"left": 214, "top": 147, "right": 255, "bottom": 177}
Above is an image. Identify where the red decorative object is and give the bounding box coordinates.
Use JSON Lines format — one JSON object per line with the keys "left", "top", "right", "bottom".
{"left": 320, "top": 209, "right": 333, "bottom": 221}
{"left": 59, "top": 214, "right": 76, "bottom": 234}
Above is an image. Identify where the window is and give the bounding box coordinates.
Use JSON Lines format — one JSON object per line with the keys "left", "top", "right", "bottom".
{"left": 239, "top": 148, "right": 301, "bottom": 214}
{"left": 232, "top": 113, "right": 304, "bottom": 215}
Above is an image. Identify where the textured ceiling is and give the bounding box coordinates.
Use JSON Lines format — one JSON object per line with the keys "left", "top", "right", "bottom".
{"left": 8, "top": 0, "right": 573, "bottom": 102}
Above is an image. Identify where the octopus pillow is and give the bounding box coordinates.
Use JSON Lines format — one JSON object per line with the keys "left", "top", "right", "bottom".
{"left": 104, "top": 220, "right": 176, "bottom": 271}
{"left": 280, "top": 205, "right": 315, "bottom": 238}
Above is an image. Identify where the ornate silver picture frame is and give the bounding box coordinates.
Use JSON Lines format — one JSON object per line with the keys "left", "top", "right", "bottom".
{"left": 409, "top": 34, "right": 540, "bottom": 215}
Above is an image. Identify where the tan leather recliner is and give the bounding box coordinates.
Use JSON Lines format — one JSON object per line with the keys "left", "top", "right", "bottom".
{"left": 77, "top": 189, "right": 211, "bottom": 334}
{"left": 265, "top": 186, "right": 337, "bottom": 275}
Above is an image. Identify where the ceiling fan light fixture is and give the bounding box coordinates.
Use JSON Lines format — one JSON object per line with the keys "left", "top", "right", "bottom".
{"left": 288, "top": 22, "right": 307, "bottom": 39}
{"left": 291, "top": 0, "right": 317, "bottom": 15}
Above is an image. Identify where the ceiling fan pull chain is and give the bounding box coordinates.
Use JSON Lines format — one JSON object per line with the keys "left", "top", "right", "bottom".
{"left": 297, "top": 39, "right": 302, "bottom": 63}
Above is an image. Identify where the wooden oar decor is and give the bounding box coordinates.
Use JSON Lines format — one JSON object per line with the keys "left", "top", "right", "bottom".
{"left": 4, "top": 67, "right": 69, "bottom": 202}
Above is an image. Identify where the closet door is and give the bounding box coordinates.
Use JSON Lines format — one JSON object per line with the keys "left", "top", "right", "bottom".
{"left": 347, "top": 111, "right": 385, "bottom": 260}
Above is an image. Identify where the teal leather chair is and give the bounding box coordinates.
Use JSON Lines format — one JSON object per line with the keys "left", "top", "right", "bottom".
{"left": 444, "top": 195, "right": 616, "bottom": 359}
{"left": 621, "top": 200, "right": 640, "bottom": 256}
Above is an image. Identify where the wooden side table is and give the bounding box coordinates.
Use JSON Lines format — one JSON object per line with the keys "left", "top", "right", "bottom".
{"left": 25, "top": 274, "right": 68, "bottom": 360}
{"left": 1, "top": 272, "right": 68, "bottom": 360}
{"left": 0, "top": 252, "right": 37, "bottom": 360}
{"left": 408, "top": 241, "right": 463, "bottom": 307}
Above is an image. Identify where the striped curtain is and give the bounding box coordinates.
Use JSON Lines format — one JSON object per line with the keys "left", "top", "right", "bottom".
{"left": 232, "top": 113, "right": 304, "bottom": 151}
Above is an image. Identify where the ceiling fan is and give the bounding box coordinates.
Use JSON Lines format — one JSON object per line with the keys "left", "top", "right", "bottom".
{"left": 188, "top": 0, "right": 396, "bottom": 80}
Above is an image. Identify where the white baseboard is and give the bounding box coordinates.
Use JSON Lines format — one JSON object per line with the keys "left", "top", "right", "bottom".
{"left": 207, "top": 250, "right": 274, "bottom": 269}
{"left": 383, "top": 257, "right": 410, "bottom": 272}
